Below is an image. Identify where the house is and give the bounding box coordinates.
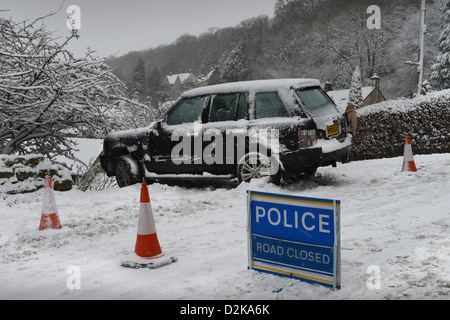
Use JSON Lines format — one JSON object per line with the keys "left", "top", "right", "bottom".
{"left": 163, "top": 72, "right": 198, "bottom": 96}
{"left": 325, "top": 74, "right": 387, "bottom": 111}
{"left": 162, "top": 68, "right": 221, "bottom": 99}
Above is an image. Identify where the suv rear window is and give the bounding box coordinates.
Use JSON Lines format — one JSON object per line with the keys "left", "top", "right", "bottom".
{"left": 166, "top": 97, "right": 205, "bottom": 125}
{"left": 295, "top": 88, "right": 339, "bottom": 117}
{"left": 255, "top": 92, "right": 289, "bottom": 119}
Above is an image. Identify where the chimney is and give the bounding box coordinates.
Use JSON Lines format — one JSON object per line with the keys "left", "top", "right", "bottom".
{"left": 371, "top": 74, "right": 382, "bottom": 103}
{"left": 371, "top": 74, "right": 381, "bottom": 89}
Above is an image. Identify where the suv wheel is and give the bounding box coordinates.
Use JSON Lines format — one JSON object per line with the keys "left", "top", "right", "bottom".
{"left": 237, "top": 154, "right": 281, "bottom": 185}
{"left": 115, "top": 155, "right": 142, "bottom": 188}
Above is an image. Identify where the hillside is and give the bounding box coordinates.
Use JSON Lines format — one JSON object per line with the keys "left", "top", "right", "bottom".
{"left": 106, "top": 0, "right": 445, "bottom": 104}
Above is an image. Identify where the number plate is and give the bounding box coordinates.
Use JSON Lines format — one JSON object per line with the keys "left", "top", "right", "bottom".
{"left": 327, "top": 124, "right": 339, "bottom": 137}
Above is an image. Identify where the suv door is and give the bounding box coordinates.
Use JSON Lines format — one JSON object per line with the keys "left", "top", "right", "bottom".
{"left": 148, "top": 96, "right": 208, "bottom": 174}
{"left": 202, "top": 92, "right": 248, "bottom": 175}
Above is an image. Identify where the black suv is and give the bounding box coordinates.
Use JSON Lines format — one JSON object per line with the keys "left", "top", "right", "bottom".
{"left": 100, "top": 79, "right": 351, "bottom": 187}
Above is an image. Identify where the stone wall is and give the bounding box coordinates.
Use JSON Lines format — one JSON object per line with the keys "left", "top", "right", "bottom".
{"left": 0, "top": 154, "right": 72, "bottom": 195}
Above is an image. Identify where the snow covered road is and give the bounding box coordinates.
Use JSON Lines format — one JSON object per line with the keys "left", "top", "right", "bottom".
{"left": 0, "top": 154, "right": 449, "bottom": 300}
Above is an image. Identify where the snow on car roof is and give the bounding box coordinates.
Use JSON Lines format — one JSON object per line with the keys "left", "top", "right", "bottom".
{"left": 182, "top": 78, "right": 321, "bottom": 97}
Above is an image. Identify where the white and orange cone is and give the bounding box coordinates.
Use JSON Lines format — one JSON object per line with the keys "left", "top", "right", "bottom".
{"left": 135, "top": 182, "right": 163, "bottom": 258}
{"left": 121, "top": 182, "right": 176, "bottom": 269}
{"left": 39, "top": 172, "right": 62, "bottom": 230}
{"left": 401, "top": 133, "right": 417, "bottom": 172}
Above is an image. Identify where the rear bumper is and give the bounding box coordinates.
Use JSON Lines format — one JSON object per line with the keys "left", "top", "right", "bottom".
{"left": 321, "top": 144, "right": 352, "bottom": 166}
{"left": 280, "top": 137, "right": 352, "bottom": 175}
{"left": 280, "top": 148, "right": 322, "bottom": 174}
{"left": 319, "top": 136, "right": 352, "bottom": 166}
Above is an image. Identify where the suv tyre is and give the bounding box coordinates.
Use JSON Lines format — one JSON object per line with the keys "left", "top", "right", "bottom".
{"left": 237, "top": 153, "right": 281, "bottom": 185}
{"left": 115, "top": 155, "right": 142, "bottom": 188}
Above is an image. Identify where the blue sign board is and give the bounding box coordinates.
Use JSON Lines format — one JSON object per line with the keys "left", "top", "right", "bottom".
{"left": 247, "top": 190, "right": 341, "bottom": 290}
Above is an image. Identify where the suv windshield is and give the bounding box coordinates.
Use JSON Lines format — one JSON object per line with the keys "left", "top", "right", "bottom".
{"left": 295, "top": 88, "right": 339, "bottom": 118}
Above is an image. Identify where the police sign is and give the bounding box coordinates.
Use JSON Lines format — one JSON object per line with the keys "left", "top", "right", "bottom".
{"left": 247, "top": 190, "right": 341, "bottom": 290}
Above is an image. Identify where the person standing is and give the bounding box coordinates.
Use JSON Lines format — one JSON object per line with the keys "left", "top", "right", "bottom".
{"left": 345, "top": 103, "right": 357, "bottom": 137}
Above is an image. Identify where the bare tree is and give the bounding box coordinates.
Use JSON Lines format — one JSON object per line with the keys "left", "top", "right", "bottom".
{"left": 431, "top": 0, "right": 450, "bottom": 89}
{"left": 316, "top": 2, "right": 402, "bottom": 87}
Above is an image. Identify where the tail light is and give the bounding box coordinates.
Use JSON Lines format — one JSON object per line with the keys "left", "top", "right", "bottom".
{"left": 299, "top": 130, "right": 317, "bottom": 148}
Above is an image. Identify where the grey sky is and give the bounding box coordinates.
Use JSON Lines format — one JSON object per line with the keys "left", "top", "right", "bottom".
{"left": 1, "top": 0, "right": 276, "bottom": 58}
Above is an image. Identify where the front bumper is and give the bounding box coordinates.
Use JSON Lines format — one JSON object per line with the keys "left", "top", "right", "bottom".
{"left": 99, "top": 152, "right": 112, "bottom": 176}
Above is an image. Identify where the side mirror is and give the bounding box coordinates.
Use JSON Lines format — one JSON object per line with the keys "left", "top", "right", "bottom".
{"left": 154, "top": 120, "right": 163, "bottom": 130}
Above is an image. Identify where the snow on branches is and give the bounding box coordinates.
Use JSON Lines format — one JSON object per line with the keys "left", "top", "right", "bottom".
{"left": 0, "top": 14, "right": 152, "bottom": 165}
{"left": 431, "top": 0, "right": 450, "bottom": 90}
{"left": 348, "top": 66, "right": 363, "bottom": 109}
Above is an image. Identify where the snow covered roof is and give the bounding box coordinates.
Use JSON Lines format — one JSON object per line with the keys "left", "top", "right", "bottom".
{"left": 182, "top": 78, "right": 321, "bottom": 97}
{"left": 197, "top": 68, "right": 217, "bottom": 82}
{"left": 166, "top": 73, "right": 195, "bottom": 85}
{"left": 327, "top": 87, "right": 375, "bottom": 111}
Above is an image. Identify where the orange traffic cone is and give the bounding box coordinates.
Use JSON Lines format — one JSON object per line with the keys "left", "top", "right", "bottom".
{"left": 121, "top": 182, "right": 176, "bottom": 269}
{"left": 401, "top": 133, "right": 417, "bottom": 172}
{"left": 135, "top": 182, "right": 163, "bottom": 258}
{"left": 39, "top": 172, "right": 62, "bottom": 230}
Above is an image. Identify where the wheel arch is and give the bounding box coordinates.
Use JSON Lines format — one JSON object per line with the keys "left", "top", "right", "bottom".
{"left": 236, "top": 151, "right": 285, "bottom": 172}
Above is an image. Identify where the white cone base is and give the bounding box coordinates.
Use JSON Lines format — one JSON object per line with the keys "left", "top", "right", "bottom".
{"left": 121, "top": 252, "right": 177, "bottom": 269}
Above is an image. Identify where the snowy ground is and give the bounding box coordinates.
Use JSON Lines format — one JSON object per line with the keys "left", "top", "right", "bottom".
{"left": 0, "top": 153, "right": 449, "bottom": 300}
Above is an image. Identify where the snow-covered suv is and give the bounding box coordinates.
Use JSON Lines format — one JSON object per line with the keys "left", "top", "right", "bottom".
{"left": 100, "top": 79, "right": 351, "bottom": 187}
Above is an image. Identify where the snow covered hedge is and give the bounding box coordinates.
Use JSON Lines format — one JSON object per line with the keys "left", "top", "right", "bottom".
{"left": 0, "top": 154, "right": 72, "bottom": 196}
{"left": 350, "top": 89, "right": 450, "bottom": 161}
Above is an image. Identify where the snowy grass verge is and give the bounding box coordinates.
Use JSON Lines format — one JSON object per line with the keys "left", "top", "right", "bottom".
{"left": 0, "top": 153, "right": 449, "bottom": 300}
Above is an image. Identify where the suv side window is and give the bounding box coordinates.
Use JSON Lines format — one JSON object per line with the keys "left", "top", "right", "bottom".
{"left": 209, "top": 94, "right": 239, "bottom": 122}
{"left": 255, "top": 92, "right": 289, "bottom": 119}
{"left": 166, "top": 97, "right": 206, "bottom": 125}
